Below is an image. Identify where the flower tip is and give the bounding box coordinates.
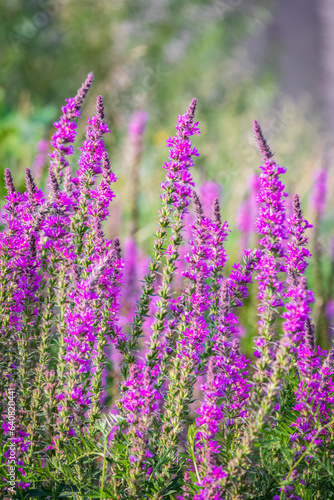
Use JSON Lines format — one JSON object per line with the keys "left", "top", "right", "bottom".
{"left": 96, "top": 95, "right": 105, "bottom": 121}
{"left": 48, "top": 167, "right": 60, "bottom": 197}
{"left": 74, "top": 73, "right": 95, "bottom": 109}
{"left": 4, "top": 168, "right": 15, "bottom": 194}
{"left": 25, "top": 168, "right": 37, "bottom": 196}
{"left": 252, "top": 119, "right": 274, "bottom": 164}
{"left": 187, "top": 98, "right": 198, "bottom": 121}
{"left": 83, "top": 72, "right": 94, "bottom": 88}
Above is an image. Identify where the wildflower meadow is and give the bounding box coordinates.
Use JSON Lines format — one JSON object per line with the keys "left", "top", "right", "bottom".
{"left": 1, "top": 74, "right": 334, "bottom": 500}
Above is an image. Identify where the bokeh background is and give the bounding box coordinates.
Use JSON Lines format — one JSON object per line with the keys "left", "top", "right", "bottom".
{"left": 1, "top": 0, "right": 334, "bottom": 351}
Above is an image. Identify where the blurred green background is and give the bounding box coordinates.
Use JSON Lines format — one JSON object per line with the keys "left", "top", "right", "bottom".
{"left": 1, "top": 0, "right": 334, "bottom": 348}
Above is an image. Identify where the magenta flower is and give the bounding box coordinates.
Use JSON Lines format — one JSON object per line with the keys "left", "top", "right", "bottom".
{"left": 285, "top": 194, "right": 312, "bottom": 284}
{"left": 3, "top": 78, "right": 334, "bottom": 500}
{"left": 252, "top": 120, "right": 287, "bottom": 363}
{"left": 161, "top": 98, "right": 199, "bottom": 212}
{"left": 50, "top": 73, "right": 94, "bottom": 181}
{"left": 193, "top": 249, "right": 259, "bottom": 496}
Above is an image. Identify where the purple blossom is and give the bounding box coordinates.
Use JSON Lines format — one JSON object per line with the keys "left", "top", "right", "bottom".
{"left": 3, "top": 79, "right": 334, "bottom": 500}
{"left": 282, "top": 276, "right": 314, "bottom": 353}
{"left": 193, "top": 250, "right": 258, "bottom": 495}
{"left": 182, "top": 191, "right": 217, "bottom": 285}
{"left": 143, "top": 99, "right": 201, "bottom": 375}
{"left": 50, "top": 73, "right": 94, "bottom": 181}
{"left": 252, "top": 119, "right": 287, "bottom": 362}
{"left": 161, "top": 98, "right": 199, "bottom": 212}
{"left": 118, "top": 362, "right": 160, "bottom": 488}
{"left": 285, "top": 194, "right": 312, "bottom": 284}
{"left": 289, "top": 302, "right": 334, "bottom": 448}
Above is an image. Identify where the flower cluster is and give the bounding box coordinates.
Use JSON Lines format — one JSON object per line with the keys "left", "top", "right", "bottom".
{"left": 1, "top": 76, "right": 334, "bottom": 500}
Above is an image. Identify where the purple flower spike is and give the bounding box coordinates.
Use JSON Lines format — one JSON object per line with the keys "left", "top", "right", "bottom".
{"left": 4, "top": 168, "right": 16, "bottom": 196}
{"left": 288, "top": 278, "right": 332, "bottom": 447}
{"left": 252, "top": 120, "right": 287, "bottom": 368}
{"left": 118, "top": 362, "right": 160, "bottom": 493}
{"left": 286, "top": 194, "right": 312, "bottom": 285}
{"left": 49, "top": 73, "right": 94, "bottom": 181}
{"left": 282, "top": 276, "right": 314, "bottom": 352}
{"left": 162, "top": 98, "right": 199, "bottom": 212}
{"left": 252, "top": 119, "right": 274, "bottom": 165}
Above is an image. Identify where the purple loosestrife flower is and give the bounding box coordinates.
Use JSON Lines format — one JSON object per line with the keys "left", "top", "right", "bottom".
{"left": 290, "top": 348, "right": 328, "bottom": 446}
{"left": 60, "top": 100, "right": 124, "bottom": 382}
{"left": 157, "top": 202, "right": 253, "bottom": 496}
{"left": 183, "top": 191, "right": 216, "bottom": 286}
{"left": 50, "top": 73, "right": 94, "bottom": 182}
{"left": 194, "top": 351, "right": 244, "bottom": 499}
{"left": 181, "top": 274, "right": 211, "bottom": 366}
{"left": 118, "top": 362, "right": 160, "bottom": 495}
{"left": 283, "top": 192, "right": 314, "bottom": 387}
{"left": 0, "top": 169, "right": 43, "bottom": 338}
{"left": 229, "top": 248, "right": 262, "bottom": 308}
{"left": 57, "top": 249, "right": 121, "bottom": 437}
{"left": 209, "top": 249, "right": 260, "bottom": 361}
{"left": 72, "top": 95, "right": 111, "bottom": 211}
{"left": 45, "top": 90, "right": 124, "bottom": 437}
{"left": 87, "top": 151, "right": 117, "bottom": 258}
{"left": 252, "top": 120, "right": 287, "bottom": 390}
{"left": 155, "top": 272, "right": 212, "bottom": 493}
{"left": 0, "top": 168, "right": 48, "bottom": 463}
{"left": 159, "top": 192, "right": 228, "bottom": 382}
{"left": 182, "top": 193, "right": 229, "bottom": 319}
{"left": 288, "top": 290, "right": 334, "bottom": 449}
{"left": 161, "top": 98, "right": 199, "bottom": 212}
{"left": 208, "top": 198, "right": 229, "bottom": 302}
{"left": 217, "top": 132, "right": 290, "bottom": 493}
{"left": 144, "top": 100, "right": 200, "bottom": 374}
{"left": 47, "top": 100, "right": 113, "bottom": 415}
{"left": 285, "top": 194, "right": 312, "bottom": 285}
{"left": 282, "top": 277, "right": 314, "bottom": 354}
{"left": 60, "top": 98, "right": 118, "bottom": 380}
{"left": 194, "top": 266, "right": 254, "bottom": 495}
{"left": 45, "top": 96, "right": 115, "bottom": 284}
{"left": 113, "top": 239, "right": 143, "bottom": 376}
